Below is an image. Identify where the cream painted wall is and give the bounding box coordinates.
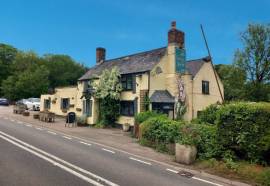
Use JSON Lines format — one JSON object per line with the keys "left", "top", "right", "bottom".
{"left": 117, "top": 72, "right": 149, "bottom": 126}
{"left": 191, "top": 62, "right": 224, "bottom": 118}
{"left": 40, "top": 86, "right": 77, "bottom": 116}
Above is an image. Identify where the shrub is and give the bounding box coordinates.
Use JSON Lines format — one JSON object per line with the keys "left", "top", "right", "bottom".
{"left": 177, "top": 123, "right": 224, "bottom": 159}
{"left": 197, "top": 104, "right": 220, "bottom": 124}
{"left": 257, "top": 168, "right": 270, "bottom": 186}
{"left": 139, "top": 115, "right": 184, "bottom": 153}
{"left": 195, "top": 124, "right": 224, "bottom": 160}
{"left": 216, "top": 102, "right": 270, "bottom": 164}
{"left": 134, "top": 111, "right": 162, "bottom": 124}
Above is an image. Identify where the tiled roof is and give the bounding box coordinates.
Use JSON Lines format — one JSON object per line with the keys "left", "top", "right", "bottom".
{"left": 150, "top": 90, "right": 175, "bottom": 103}
{"left": 79, "top": 47, "right": 167, "bottom": 80}
{"left": 79, "top": 46, "right": 210, "bottom": 81}
{"left": 186, "top": 56, "right": 210, "bottom": 78}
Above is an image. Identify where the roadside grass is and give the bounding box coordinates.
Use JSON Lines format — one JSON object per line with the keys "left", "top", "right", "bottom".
{"left": 194, "top": 159, "right": 270, "bottom": 186}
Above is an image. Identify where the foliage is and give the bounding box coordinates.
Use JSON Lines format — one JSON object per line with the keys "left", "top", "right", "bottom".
{"left": 134, "top": 111, "right": 161, "bottom": 124}
{"left": 195, "top": 160, "right": 270, "bottom": 186}
{"left": 175, "top": 101, "right": 187, "bottom": 120}
{"left": 93, "top": 67, "right": 122, "bottom": 100}
{"left": 0, "top": 43, "right": 86, "bottom": 100}
{"left": 234, "top": 23, "right": 270, "bottom": 84}
{"left": 44, "top": 54, "right": 87, "bottom": 88}
{"left": 93, "top": 67, "right": 122, "bottom": 126}
{"left": 215, "top": 64, "right": 246, "bottom": 101}
{"left": 197, "top": 104, "right": 220, "bottom": 124}
{"left": 195, "top": 124, "right": 223, "bottom": 159}
{"left": 143, "top": 94, "right": 150, "bottom": 111}
{"left": 1, "top": 65, "right": 50, "bottom": 100}
{"left": 257, "top": 168, "right": 270, "bottom": 186}
{"left": 216, "top": 102, "right": 270, "bottom": 164}
{"left": 140, "top": 115, "right": 183, "bottom": 145}
{"left": 0, "top": 44, "right": 18, "bottom": 95}
{"left": 233, "top": 23, "right": 270, "bottom": 102}
{"left": 177, "top": 124, "right": 201, "bottom": 146}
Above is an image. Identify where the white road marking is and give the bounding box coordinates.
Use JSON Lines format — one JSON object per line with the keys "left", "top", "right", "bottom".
{"left": 129, "top": 157, "right": 151, "bottom": 165}
{"left": 102, "top": 148, "right": 115, "bottom": 154}
{"left": 47, "top": 131, "right": 56, "bottom": 135}
{"left": 36, "top": 127, "right": 43, "bottom": 130}
{"left": 62, "top": 136, "right": 72, "bottom": 140}
{"left": 4, "top": 117, "right": 8, "bottom": 120}
{"left": 0, "top": 131, "right": 118, "bottom": 186}
{"left": 26, "top": 124, "right": 32, "bottom": 127}
{"left": 17, "top": 121, "right": 23, "bottom": 124}
{"left": 80, "top": 141, "right": 92, "bottom": 146}
{"left": 192, "top": 177, "right": 224, "bottom": 186}
{"left": 0, "top": 134, "right": 104, "bottom": 186}
{"left": 166, "top": 168, "right": 179, "bottom": 174}
{"left": 11, "top": 119, "right": 15, "bottom": 122}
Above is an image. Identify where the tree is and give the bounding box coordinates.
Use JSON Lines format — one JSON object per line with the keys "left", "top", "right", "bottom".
{"left": 1, "top": 66, "right": 49, "bottom": 100}
{"left": 234, "top": 24, "right": 270, "bottom": 101}
{"left": 0, "top": 44, "right": 18, "bottom": 95}
{"left": 215, "top": 64, "right": 246, "bottom": 101}
{"left": 44, "top": 54, "right": 87, "bottom": 88}
{"left": 93, "top": 67, "right": 122, "bottom": 126}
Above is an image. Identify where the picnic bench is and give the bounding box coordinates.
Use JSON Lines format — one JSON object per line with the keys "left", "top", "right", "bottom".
{"left": 39, "top": 111, "right": 55, "bottom": 123}
{"left": 13, "top": 104, "right": 27, "bottom": 114}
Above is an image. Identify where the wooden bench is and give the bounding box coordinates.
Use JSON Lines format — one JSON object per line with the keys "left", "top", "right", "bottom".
{"left": 39, "top": 111, "right": 55, "bottom": 123}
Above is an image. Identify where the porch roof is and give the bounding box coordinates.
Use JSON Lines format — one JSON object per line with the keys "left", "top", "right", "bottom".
{"left": 150, "top": 90, "right": 175, "bottom": 103}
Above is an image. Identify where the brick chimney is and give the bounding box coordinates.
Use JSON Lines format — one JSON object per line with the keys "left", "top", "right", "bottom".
{"left": 96, "top": 47, "right": 106, "bottom": 64}
{"left": 168, "top": 21, "right": 185, "bottom": 48}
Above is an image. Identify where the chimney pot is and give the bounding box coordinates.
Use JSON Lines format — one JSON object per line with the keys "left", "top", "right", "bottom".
{"left": 96, "top": 47, "right": 106, "bottom": 64}
{"left": 171, "top": 21, "right": 176, "bottom": 29}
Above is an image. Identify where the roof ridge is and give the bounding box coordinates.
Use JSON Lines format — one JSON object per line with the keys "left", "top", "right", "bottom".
{"left": 187, "top": 56, "right": 210, "bottom": 62}
{"left": 104, "top": 46, "right": 166, "bottom": 63}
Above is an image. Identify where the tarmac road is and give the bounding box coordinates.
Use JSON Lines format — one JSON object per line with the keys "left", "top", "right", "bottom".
{"left": 0, "top": 109, "right": 222, "bottom": 186}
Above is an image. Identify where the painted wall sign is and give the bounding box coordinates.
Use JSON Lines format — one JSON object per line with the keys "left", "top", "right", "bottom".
{"left": 175, "top": 48, "right": 186, "bottom": 73}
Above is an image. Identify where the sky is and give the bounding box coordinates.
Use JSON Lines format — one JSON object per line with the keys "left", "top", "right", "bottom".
{"left": 0, "top": 0, "right": 269, "bottom": 67}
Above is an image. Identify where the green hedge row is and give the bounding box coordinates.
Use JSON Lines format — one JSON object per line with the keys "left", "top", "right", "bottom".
{"left": 198, "top": 102, "right": 270, "bottom": 164}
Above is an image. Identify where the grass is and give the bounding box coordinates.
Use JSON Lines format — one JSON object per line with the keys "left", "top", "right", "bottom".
{"left": 194, "top": 159, "right": 270, "bottom": 186}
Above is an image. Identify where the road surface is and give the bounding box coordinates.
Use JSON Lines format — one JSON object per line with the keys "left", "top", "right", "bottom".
{"left": 0, "top": 110, "right": 223, "bottom": 186}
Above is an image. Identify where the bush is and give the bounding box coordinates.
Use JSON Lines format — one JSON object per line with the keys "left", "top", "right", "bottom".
{"left": 139, "top": 115, "right": 184, "bottom": 153}
{"left": 177, "top": 123, "right": 224, "bottom": 159}
{"left": 195, "top": 124, "right": 224, "bottom": 160}
{"left": 216, "top": 102, "right": 270, "bottom": 164}
{"left": 135, "top": 111, "right": 162, "bottom": 124}
{"left": 197, "top": 104, "right": 220, "bottom": 124}
{"left": 257, "top": 168, "right": 270, "bottom": 186}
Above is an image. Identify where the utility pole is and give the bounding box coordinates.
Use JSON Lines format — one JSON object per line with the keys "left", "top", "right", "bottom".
{"left": 200, "top": 24, "right": 224, "bottom": 102}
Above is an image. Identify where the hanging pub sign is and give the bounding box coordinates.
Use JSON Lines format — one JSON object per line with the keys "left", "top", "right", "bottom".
{"left": 175, "top": 48, "right": 186, "bottom": 73}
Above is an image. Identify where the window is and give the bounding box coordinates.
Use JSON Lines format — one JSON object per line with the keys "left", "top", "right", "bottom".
{"left": 121, "top": 74, "right": 133, "bottom": 90}
{"left": 83, "top": 99, "right": 92, "bottom": 117}
{"left": 44, "top": 99, "right": 51, "bottom": 110}
{"left": 120, "top": 101, "right": 134, "bottom": 116}
{"left": 202, "top": 81, "right": 210, "bottom": 95}
{"left": 61, "top": 98, "right": 70, "bottom": 110}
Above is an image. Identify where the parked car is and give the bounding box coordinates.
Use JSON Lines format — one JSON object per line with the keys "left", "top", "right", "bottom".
{"left": 25, "top": 98, "right": 40, "bottom": 111}
{"left": 17, "top": 98, "right": 40, "bottom": 111}
{"left": 0, "top": 98, "right": 9, "bottom": 106}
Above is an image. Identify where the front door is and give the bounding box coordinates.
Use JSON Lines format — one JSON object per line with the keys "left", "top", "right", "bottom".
{"left": 152, "top": 102, "right": 174, "bottom": 119}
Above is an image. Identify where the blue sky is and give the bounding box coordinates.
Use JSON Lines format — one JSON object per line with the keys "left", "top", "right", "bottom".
{"left": 0, "top": 0, "right": 269, "bottom": 67}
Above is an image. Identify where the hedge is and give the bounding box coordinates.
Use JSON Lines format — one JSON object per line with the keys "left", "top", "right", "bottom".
{"left": 135, "top": 111, "right": 164, "bottom": 124}
{"left": 139, "top": 115, "right": 184, "bottom": 153}
{"left": 216, "top": 102, "right": 270, "bottom": 164}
